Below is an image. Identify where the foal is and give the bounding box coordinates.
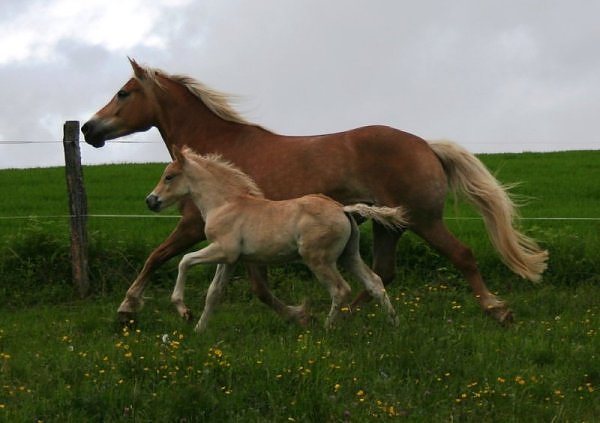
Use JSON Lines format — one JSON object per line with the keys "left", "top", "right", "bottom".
{"left": 146, "top": 147, "right": 408, "bottom": 332}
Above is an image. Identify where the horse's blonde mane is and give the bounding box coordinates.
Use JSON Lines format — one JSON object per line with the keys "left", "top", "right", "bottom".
{"left": 184, "top": 149, "right": 265, "bottom": 198}
{"left": 137, "top": 64, "right": 256, "bottom": 126}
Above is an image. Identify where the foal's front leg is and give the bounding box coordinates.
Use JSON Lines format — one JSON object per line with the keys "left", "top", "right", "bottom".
{"left": 195, "top": 263, "right": 236, "bottom": 333}
{"left": 118, "top": 210, "right": 205, "bottom": 322}
{"left": 171, "top": 243, "right": 230, "bottom": 322}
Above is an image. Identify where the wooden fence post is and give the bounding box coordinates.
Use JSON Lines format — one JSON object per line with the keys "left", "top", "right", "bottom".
{"left": 63, "top": 120, "right": 90, "bottom": 298}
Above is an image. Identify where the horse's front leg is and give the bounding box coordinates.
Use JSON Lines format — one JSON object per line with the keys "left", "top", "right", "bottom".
{"left": 245, "top": 264, "right": 311, "bottom": 326}
{"left": 117, "top": 208, "right": 205, "bottom": 323}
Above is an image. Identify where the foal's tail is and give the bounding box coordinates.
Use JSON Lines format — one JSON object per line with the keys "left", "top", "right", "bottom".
{"left": 343, "top": 204, "right": 408, "bottom": 230}
{"left": 429, "top": 140, "right": 548, "bottom": 282}
{"left": 340, "top": 204, "right": 407, "bottom": 270}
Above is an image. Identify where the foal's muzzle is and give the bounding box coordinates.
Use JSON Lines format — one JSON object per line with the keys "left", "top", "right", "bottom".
{"left": 146, "top": 194, "right": 162, "bottom": 212}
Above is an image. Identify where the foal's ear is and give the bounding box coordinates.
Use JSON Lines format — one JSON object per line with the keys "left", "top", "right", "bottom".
{"left": 128, "top": 57, "right": 146, "bottom": 80}
{"left": 172, "top": 146, "right": 186, "bottom": 164}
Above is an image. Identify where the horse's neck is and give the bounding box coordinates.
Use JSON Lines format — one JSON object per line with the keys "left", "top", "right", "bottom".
{"left": 153, "top": 84, "right": 252, "bottom": 152}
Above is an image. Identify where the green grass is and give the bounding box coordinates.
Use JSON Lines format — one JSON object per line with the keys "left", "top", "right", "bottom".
{"left": 0, "top": 150, "right": 599, "bottom": 421}
{"left": 1, "top": 282, "right": 597, "bottom": 421}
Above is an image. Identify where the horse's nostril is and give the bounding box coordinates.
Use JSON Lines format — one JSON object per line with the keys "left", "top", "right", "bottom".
{"left": 146, "top": 195, "right": 161, "bottom": 212}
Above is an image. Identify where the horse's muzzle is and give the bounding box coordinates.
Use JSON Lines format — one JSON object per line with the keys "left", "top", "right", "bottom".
{"left": 81, "top": 120, "right": 106, "bottom": 148}
{"left": 146, "top": 194, "right": 162, "bottom": 212}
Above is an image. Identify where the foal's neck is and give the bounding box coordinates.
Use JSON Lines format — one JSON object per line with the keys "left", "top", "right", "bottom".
{"left": 185, "top": 168, "right": 246, "bottom": 219}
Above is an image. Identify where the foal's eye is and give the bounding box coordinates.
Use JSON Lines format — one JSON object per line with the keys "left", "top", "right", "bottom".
{"left": 165, "top": 174, "right": 175, "bottom": 182}
{"left": 116, "top": 90, "right": 130, "bottom": 99}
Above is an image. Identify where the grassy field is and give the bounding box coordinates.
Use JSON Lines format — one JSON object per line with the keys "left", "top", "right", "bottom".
{"left": 0, "top": 150, "right": 598, "bottom": 421}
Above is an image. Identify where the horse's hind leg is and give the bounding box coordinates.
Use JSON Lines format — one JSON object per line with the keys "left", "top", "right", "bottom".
{"left": 415, "top": 219, "right": 513, "bottom": 324}
{"left": 245, "top": 265, "right": 310, "bottom": 326}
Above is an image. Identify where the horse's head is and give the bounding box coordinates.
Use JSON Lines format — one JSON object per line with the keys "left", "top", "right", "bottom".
{"left": 146, "top": 147, "right": 189, "bottom": 212}
{"left": 82, "top": 59, "right": 157, "bottom": 148}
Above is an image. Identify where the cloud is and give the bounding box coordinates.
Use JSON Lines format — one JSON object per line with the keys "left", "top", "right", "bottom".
{"left": 1, "top": 0, "right": 599, "bottom": 169}
{"left": 0, "top": 0, "right": 191, "bottom": 65}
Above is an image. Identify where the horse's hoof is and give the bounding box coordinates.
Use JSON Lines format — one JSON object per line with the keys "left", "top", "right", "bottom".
{"left": 350, "top": 290, "right": 372, "bottom": 308}
{"left": 487, "top": 306, "right": 514, "bottom": 326}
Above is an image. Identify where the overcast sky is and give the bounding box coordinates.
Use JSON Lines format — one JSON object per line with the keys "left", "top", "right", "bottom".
{"left": 1, "top": 0, "right": 599, "bottom": 169}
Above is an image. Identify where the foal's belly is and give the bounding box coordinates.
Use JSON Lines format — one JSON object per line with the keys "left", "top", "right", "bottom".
{"left": 240, "top": 250, "right": 301, "bottom": 265}
{"left": 237, "top": 232, "right": 301, "bottom": 264}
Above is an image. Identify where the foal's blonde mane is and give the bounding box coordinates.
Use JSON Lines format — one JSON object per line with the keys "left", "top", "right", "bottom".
{"left": 136, "top": 64, "right": 256, "bottom": 126}
{"left": 185, "top": 150, "right": 265, "bottom": 198}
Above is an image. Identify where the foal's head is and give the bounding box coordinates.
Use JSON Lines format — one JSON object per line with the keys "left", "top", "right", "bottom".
{"left": 146, "top": 147, "right": 190, "bottom": 212}
{"left": 146, "top": 146, "right": 265, "bottom": 212}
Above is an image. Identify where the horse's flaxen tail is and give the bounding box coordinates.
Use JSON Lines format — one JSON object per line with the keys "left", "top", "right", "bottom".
{"left": 343, "top": 204, "right": 408, "bottom": 230}
{"left": 429, "top": 140, "right": 548, "bottom": 282}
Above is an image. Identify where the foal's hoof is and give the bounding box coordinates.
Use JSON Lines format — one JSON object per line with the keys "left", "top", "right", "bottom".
{"left": 182, "top": 309, "right": 194, "bottom": 322}
{"left": 487, "top": 305, "right": 514, "bottom": 326}
{"left": 286, "top": 301, "right": 312, "bottom": 327}
{"left": 388, "top": 314, "right": 400, "bottom": 327}
{"left": 297, "top": 312, "right": 313, "bottom": 328}
{"left": 117, "top": 311, "right": 137, "bottom": 328}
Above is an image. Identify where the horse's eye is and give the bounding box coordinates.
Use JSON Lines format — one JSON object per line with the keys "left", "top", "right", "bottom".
{"left": 117, "top": 90, "right": 130, "bottom": 99}
{"left": 165, "top": 174, "right": 175, "bottom": 182}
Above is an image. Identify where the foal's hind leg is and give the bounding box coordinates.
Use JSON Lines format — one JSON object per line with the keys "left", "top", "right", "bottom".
{"left": 306, "top": 262, "right": 352, "bottom": 330}
{"left": 340, "top": 218, "right": 399, "bottom": 325}
{"left": 343, "top": 254, "right": 399, "bottom": 326}
{"left": 351, "top": 222, "right": 403, "bottom": 307}
{"left": 415, "top": 219, "right": 513, "bottom": 324}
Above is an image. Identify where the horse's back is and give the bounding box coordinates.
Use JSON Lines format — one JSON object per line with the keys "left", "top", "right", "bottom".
{"left": 256, "top": 125, "right": 448, "bottom": 217}
{"left": 346, "top": 126, "right": 448, "bottom": 217}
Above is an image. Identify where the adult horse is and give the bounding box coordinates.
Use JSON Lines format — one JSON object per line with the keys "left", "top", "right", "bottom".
{"left": 82, "top": 59, "right": 547, "bottom": 325}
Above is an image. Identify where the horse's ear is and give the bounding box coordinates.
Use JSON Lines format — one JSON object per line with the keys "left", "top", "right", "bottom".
{"left": 129, "top": 57, "right": 146, "bottom": 80}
